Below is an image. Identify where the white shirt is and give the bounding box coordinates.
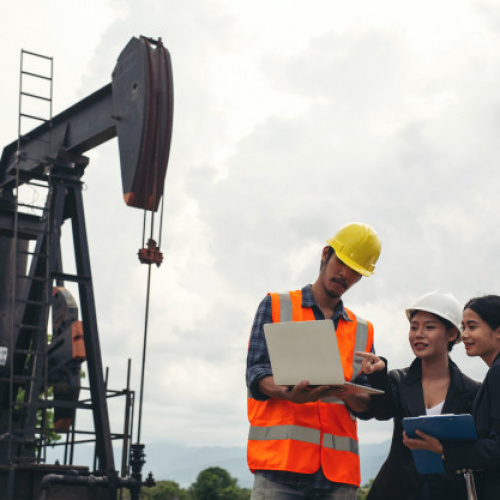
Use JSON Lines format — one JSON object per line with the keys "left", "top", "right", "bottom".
{"left": 426, "top": 400, "right": 445, "bottom": 415}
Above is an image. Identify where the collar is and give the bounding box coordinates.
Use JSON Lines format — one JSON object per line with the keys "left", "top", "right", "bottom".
{"left": 406, "top": 357, "right": 423, "bottom": 384}
{"left": 301, "top": 284, "right": 351, "bottom": 321}
{"left": 406, "top": 356, "right": 461, "bottom": 385}
{"left": 491, "top": 350, "right": 500, "bottom": 367}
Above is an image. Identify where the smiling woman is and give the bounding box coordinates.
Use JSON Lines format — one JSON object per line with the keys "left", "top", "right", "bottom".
{"left": 354, "top": 289, "right": 480, "bottom": 500}
{"left": 406, "top": 295, "right": 500, "bottom": 500}
{"left": 461, "top": 301, "right": 500, "bottom": 366}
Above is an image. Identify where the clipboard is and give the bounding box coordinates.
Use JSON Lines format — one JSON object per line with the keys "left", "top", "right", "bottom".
{"left": 402, "top": 414, "right": 477, "bottom": 474}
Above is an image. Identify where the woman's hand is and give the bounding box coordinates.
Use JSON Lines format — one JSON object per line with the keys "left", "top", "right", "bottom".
{"left": 355, "top": 351, "right": 386, "bottom": 374}
{"left": 402, "top": 430, "right": 444, "bottom": 455}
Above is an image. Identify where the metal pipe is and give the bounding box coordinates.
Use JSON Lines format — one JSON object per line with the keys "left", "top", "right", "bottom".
{"left": 39, "top": 471, "right": 141, "bottom": 500}
{"left": 136, "top": 263, "right": 152, "bottom": 444}
{"left": 464, "top": 472, "right": 478, "bottom": 500}
{"left": 121, "top": 359, "right": 132, "bottom": 478}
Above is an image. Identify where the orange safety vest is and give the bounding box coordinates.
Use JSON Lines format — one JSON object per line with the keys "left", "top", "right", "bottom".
{"left": 247, "top": 289, "right": 374, "bottom": 487}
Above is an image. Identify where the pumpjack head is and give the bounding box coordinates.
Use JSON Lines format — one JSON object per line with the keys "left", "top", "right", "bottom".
{"left": 112, "top": 36, "right": 174, "bottom": 212}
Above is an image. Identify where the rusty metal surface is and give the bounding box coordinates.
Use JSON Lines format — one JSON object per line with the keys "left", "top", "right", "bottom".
{"left": 48, "top": 287, "right": 85, "bottom": 430}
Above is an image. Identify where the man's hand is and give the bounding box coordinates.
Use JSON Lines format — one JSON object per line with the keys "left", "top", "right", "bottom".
{"left": 285, "top": 380, "right": 339, "bottom": 404}
{"left": 402, "top": 430, "right": 444, "bottom": 455}
{"left": 355, "top": 351, "right": 386, "bottom": 374}
{"left": 258, "top": 377, "right": 344, "bottom": 404}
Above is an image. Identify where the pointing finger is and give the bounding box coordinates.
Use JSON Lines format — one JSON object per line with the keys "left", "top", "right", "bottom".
{"left": 354, "top": 351, "right": 372, "bottom": 358}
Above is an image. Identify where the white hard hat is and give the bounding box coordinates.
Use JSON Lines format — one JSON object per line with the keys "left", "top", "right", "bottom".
{"left": 405, "top": 289, "right": 462, "bottom": 330}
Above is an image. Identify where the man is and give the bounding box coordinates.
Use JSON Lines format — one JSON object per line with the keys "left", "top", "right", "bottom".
{"left": 246, "top": 222, "right": 382, "bottom": 500}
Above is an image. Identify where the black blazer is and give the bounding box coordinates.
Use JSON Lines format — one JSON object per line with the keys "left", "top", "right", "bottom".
{"left": 443, "top": 353, "right": 500, "bottom": 500}
{"left": 361, "top": 358, "right": 480, "bottom": 500}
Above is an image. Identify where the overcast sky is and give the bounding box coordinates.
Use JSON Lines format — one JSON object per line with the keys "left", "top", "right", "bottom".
{"left": 2, "top": 0, "right": 500, "bottom": 467}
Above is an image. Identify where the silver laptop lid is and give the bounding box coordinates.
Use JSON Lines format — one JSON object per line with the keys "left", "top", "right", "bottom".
{"left": 263, "top": 319, "right": 345, "bottom": 386}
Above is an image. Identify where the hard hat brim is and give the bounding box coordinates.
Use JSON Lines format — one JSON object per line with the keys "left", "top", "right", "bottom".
{"left": 335, "top": 252, "right": 373, "bottom": 277}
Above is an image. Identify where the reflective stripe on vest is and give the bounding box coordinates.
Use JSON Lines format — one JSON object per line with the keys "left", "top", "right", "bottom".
{"left": 323, "top": 433, "right": 359, "bottom": 454}
{"left": 352, "top": 317, "right": 369, "bottom": 378}
{"left": 249, "top": 426, "right": 357, "bottom": 455}
{"left": 277, "top": 293, "right": 293, "bottom": 322}
{"left": 249, "top": 425, "right": 320, "bottom": 445}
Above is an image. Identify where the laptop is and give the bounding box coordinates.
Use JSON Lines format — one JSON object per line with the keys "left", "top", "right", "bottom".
{"left": 263, "top": 319, "right": 384, "bottom": 395}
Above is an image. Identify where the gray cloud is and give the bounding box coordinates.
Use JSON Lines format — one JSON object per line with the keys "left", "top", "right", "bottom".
{"left": 3, "top": 0, "right": 500, "bottom": 456}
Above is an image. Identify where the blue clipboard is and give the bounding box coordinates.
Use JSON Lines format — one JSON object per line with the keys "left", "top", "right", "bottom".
{"left": 402, "top": 414, "right": 477, "bottom": 474}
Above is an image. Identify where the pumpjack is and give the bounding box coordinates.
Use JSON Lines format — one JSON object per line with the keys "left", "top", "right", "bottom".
{"left": 0, "top": 35, "right": 173, "bottom": 499}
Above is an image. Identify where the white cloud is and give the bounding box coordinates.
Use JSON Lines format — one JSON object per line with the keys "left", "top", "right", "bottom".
{"left": 1, "top": 0, "right": 499, "bottom": 473}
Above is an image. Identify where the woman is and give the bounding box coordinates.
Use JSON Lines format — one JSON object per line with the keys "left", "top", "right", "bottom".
{"left": 356, "top": 289, "right": 480, "bottom": 500}
{"left": 403, "top": 295, "right": 500, "bottom": 500}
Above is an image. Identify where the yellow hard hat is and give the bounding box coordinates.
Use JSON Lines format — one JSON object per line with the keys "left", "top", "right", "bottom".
{"left": 326, "top": 223, "right": 381, "bottom": 277}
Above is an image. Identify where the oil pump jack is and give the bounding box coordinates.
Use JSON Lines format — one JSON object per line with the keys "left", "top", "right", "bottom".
{"left": 0, "top": 35, "right": 173, "bottom": 499}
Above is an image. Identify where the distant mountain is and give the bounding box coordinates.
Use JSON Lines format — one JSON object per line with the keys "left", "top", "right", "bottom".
{"left": 143, "top": 439, "right": 391, "bottom": 488}
{"left": 144, "top": 441, "right": 254, "bottom": 488}
{"left": 46, "top": 439, "right": 391, "bottom": 489}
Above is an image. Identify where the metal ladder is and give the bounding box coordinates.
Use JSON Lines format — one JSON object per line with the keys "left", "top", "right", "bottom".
{"left": 6, "top": 49, "right": 54, "bottom": 466}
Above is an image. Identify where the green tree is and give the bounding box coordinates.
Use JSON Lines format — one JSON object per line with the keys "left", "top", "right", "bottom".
{"left": 119, "top": 480, "right": 190, "bottom": 500}
{"left": 189, "top": 467, "right": 250, "bottom": 500}
{"left": 119, "top": 467, "right": 250, "bottom": 500}
{"left": 143, "top": 480, "right": 190, "bottom": 500}
{"left": 357, "top": 478, "right": 374, "bottom": 500}
{"left": 16, "top": 387, "right": 61, "bottom": 447}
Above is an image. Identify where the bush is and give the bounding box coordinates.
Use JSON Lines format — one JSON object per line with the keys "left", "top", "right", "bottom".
{"left": 118, "top": 467, "right": 250, "bottom": 500}
{"left": 357, "top": 479, "right": 374, "bottom": 500}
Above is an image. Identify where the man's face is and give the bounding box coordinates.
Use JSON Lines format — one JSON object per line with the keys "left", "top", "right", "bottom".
{"left": 320, "top": 247, "right": 362, "bottom": 299}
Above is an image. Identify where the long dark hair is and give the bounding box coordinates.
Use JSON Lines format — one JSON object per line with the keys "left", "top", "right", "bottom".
{"left": 464, "top": 295, "right": 500, "bottom": 330}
